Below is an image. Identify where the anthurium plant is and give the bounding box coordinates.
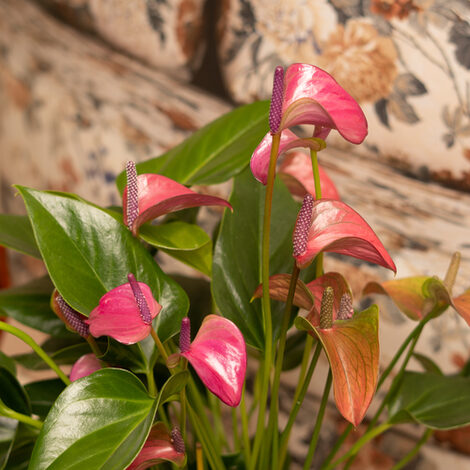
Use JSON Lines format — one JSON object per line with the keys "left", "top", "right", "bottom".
{"left": 1, "top": 63, "right": 470, "bottom": 470}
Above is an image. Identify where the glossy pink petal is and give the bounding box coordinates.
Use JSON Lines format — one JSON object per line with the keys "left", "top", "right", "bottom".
{"left": 294, "top": 199, "right": 396, "bottom": 272}
{"left": 123, "top": 174, "right": 232, "bottom": 234}
{"left": 250, "top": 129, "right": 325, "bottom": 185}
{"left": 181, "top": 315, "right": 246, "bottom": 407}
{"left": 281, "top": 63, "right": 368, "bottom": 144}
{"left": 86, "top": 281, "right": 161, "bottom": 345}
{"left": 279, "top": 151, "right": 340, "bottom": 200}
{"left": 127, "top": 423, "right": 185, "bottom": 469}
{"left": 69, "top": 354, "right": 102, "bottom": 382}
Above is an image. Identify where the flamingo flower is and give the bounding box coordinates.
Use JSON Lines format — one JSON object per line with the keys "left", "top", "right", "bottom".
{"left": 279, "top": 150, "right": 340, "bottom": 200}
{"left": 123, "top": 162, "right": 232, "bottom": 235}
{"left": 293, "top": 196, "right": 396, "bottom": 272}
{"left": 86, "top": 273, "right": 161, "bottom": 345}
{"left": 127, "top": 423, "right": 185, "bottom": 469}
{"left": 69, "top": 354, "right": 103, "bottom": 382}
{"left": 250, "top": 63, "right": 368, "bottom": 185}
{"left": 176, "top": 315, "right": 246, "bottom": 407}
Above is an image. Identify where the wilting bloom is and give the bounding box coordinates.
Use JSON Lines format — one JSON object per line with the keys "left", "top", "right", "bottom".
{"left": 70, "top": 354, "right": 103, "bottom": 382}
{"left": 127, "top": 423, "right": 185, "bottom": 469}
{"left": 123, "top": 162, "right": 232, "bottom": 235}
{"left": 293, "top": 199, "right": 396, "bottom": 272}
{"left": 250, "top": 63, "right": 368, "bottom": 184}
{"left": 296, "top": 287, "right": 379, "bottom": 427}
{"left": 86, "top": 274, "right": 161, "bottom": 345}
{"left": 279, "top": 150, "right": 340, "bottom": 200}
{"left": 177, "top": 315, "right": 246, "bottom": 407}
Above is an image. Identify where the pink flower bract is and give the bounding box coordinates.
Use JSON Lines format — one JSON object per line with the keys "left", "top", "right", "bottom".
{"left": 123, "top": 173, "right": 232, "bottom": 234}
{"left": 294, "top": 199, "right": 396, "bottom": 272}
{"left": 86, "top": 281, "right": 161, "bottom": 345}
{"left": 69, "top": 354, "right": 102, "bottom": 382}
{"left": 180, "top": 315, "right": 246, "bottom": 407}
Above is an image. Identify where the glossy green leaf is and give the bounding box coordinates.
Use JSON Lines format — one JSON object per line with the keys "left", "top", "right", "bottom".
{"left": 295, "top": 305, "right": 380, "bottom": 427}
{"left": 116, "top": 101, "right": 270, "bottom": 190}
{"left": 212, "top": 169, "right": 304, "bottom": 350}
{"left": 23, "top": 379, "right": 65, "bottom": 419}
{"left": 388, "top": 371, "right": 470, "bottom": 429}
{"left": 16, "top": 187, "right": 188, "bottom": 342}
{"left": 0, "top": 417, "right": 17, "bottom": 469}
{"left": 0, "top": 277, "right": 68, "bottom": 337}
{"left": 140, "top": 222, "right": 212, "bottom": 276}
{"left": 155, "top": 371, "right": 190, "bottom": 410}
{"left": 0, "top": 353, "right": 16, "bottom": 377}
{"left": 0, "top": 214, "right": 40, "bottom": 258}
{"left": 98, "top": 339, "right": 148, "bottom": 374}
{"left": 0, "top": 369, "right": 30, "bottom": 416}
{"left": 29, "top": 369, "right": 157, "bottom": 470}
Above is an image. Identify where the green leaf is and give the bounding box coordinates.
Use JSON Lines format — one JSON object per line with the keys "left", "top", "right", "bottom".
{"left": 412, "top": 352, "right": 443, "bottom": 375}
{"left": 388, "top": 371, "right": 470, "bottom": 429}
{"left": 0, "top": 353, "right": 16, "bottom": 377}
{"left": 155, "top": 371, "right": 189, "bottom": 410}
{"left": 23, "top": 379, "right": 65, "bottom": 420}
{"left": 16, "top": 187, "right": 189, "bottom": 342}
{"left": 140, "top": 222, "right": 212, "bottom": 276}
{"left": 0, "top": 369, "right": 30, "bottom": 416}
{"left": 212, "top": 168, "right": 304, "bottom": 350}
{"left": 116, "top": 101, "right": 270, "bottom": 189}
{"left": 0, "top": 277, "right": 68, "bottom": 337}
{"left": 29, "top": 369, "right": 157, "bottom": 470}
{"left": 295, "top": 305, "right": 380, "bottom": 427}
{"left": 0, "top": 214, "right": 40, "bottom": 258}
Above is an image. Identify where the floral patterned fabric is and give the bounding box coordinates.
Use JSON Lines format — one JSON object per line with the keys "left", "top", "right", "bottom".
{"left": 36, "top": 0, "right": 206, "bottom": 80}
{"left": 218, "top": 0, "right": 470, "bottom": 189}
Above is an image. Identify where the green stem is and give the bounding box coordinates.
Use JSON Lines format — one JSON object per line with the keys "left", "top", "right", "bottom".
{"left": 147, "top": 369, "right": 156, "bottom": 397}
{"left": 251, "top": 131, "right": 281, "bottom": 469}
{"left": 325, "top": 423, "right": 392, "bottom": 470}
{"left": 0, "top": 321, "right": 70, "bottom": 385}
{"left": 268, "top": 264, "right": 300, "bottom": 463}
{"left": 0, "top": 400, "right": 42, "bottom": 429}
{"left": 231, "top": 407, "right": 240, "bottom": 452}
{"left": 303, "top": 370, "right": 332, "bottom": 470}
{"left": 240, "top": 386, "right": 251, "bottom": 465}
{"left": 150, "top": 327, "right": 168, "bottom": 362}
{"left": 86, "top": 335, "right": 102, "bottom": 357}
{"left": 392, "top": 429, "right": 433, "bottom": 470}
{"left": 279, "top": 341, "right": 322, "bottom": 467}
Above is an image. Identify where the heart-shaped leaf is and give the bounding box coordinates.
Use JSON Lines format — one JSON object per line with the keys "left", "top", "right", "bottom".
{"left": 155, "top": 371, "right": 190, "bottom": 409}
{"left": 0, "top": 368, "right": 31, "bottom": 416}
{"left": 212, "top": 168, "right": 308, "bottom": 349}
{"left": 139, "top": 222, "right": 212, "bottom": 276}
{"left": 0, "top": 214, "right": 41, "bottom": 258}
{"left": 181, "top": 315, "right": 246, "bottom": 407}
{"left": 0, "top": 276, "right": 68, "bottom": 337}
{"left": 23, "top": 379, "right": 65, "bottom": 419}
{"left": 16, "top": 186, "right": 188, "bottom": 342}
{"left": 29, "top": 369, "right": 157, "bottom": 470}
{"left": 116, "top": 101, "right": 270, "bottom": 190}
{"left": 295, "top": 305, "right": 379, "bottom": 427}
{"left": 294, "top": 199, "right": 396, "bottom": 272}
{"left": 388, "top": 371, "right": 470, "bottom": 429}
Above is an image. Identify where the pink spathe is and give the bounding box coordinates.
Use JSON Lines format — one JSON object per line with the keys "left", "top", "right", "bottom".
{"left": 180, "top": 315, "right": 246, "bottom": 407}
{"left": 86, "top": 281, "right": 161, "bottom": 344}
{"left": 294, "top": 199, "right": 396, "bottom": 272}
{"left": 69, "top": 354, "right": 102, "bottom": 382}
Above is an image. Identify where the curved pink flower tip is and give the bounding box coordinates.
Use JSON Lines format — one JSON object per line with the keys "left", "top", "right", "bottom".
{"left": 250, "top": 129, "right": 325, "bottom": 185}
{"left": 279, "top": 151, "right": 340, "bottom": 200}
{"left": 123, "top": 174, "right": 232, "bottom": 234}
{"left": 127, "top": 423, "right": 185, "bottom": 469}
{"left": 181, "top": 315, "right": 246, "bottom": 407}
{"left": 86, "top": 280, "right": 161, "bottom": 345}
{"left": 294, "top": 199, "right": 396, "bottom": 273}
{"left": 70, "top": 354, "right": 102, "bottom": 382}
{"left": 281, "top": 63, "right": 368, "bottom": 144}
